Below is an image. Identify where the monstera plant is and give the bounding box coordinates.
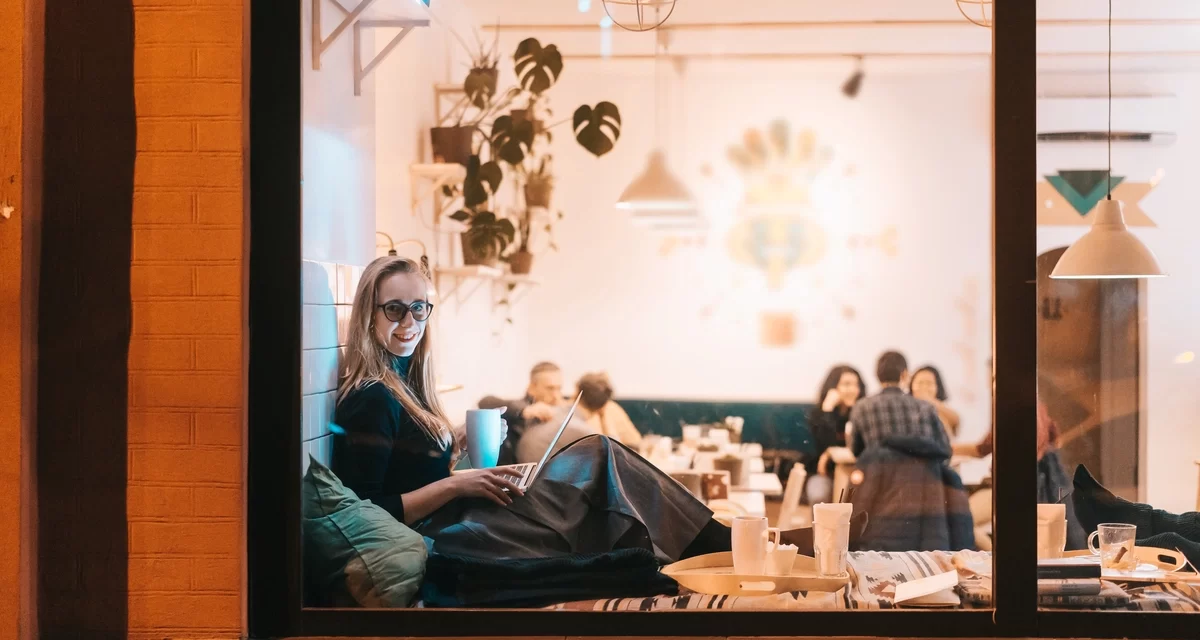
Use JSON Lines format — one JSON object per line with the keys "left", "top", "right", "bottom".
{"left": 441, "top": 36, "right": 623, "bottom": 271}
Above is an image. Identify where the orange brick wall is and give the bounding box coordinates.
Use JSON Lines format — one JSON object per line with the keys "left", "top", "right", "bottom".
{"left": 129, "top": 1, "right": 245, "bottom": 637}
{"left": 1, "top": 0, "right": 29, "bottom": 636}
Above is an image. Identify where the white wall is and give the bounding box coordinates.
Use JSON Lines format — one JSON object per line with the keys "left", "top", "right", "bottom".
{"left": 302, "top": 1, "right": 376, "bottom": 266}
{"left": 371, "top": 3, "right": 533, "bottom": 420}
{"left": 1037, "top": 72, "right": 1200, "bottom": 514}
{"left": 512, "top": 59, "right": 996, "bottom": 445}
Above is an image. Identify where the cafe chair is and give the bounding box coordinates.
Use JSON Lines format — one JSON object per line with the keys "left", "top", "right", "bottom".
{"left": 776, "top": 463, "right": 810, "bottom": 528}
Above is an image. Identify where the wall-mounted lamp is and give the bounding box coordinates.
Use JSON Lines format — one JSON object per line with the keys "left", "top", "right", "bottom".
{"left": 376, "top": 232, "right": 431, "bottom": 276}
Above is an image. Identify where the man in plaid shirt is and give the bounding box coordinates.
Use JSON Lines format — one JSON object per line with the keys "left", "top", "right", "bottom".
{"left": 849, "top": 351, "right": 951, "bottom": 457}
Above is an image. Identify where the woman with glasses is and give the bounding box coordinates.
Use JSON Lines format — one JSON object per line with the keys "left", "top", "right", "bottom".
{"left": 330, "top": 256, "right": 827, "bottom": 562}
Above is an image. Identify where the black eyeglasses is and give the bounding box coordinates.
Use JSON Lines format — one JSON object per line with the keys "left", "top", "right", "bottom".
{"left": 377, "top": 300, "right": 434, "bottom": 323}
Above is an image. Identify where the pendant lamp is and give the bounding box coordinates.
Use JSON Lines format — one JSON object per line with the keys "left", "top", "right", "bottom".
{"left": 1051, "top": 0, "right": 1164, "bottom": 279}
{"left": 615, "top": 150, "right": 696, "bottom": 213}
{"left": 614, "top": 26, "right": 698, "bottom": 224}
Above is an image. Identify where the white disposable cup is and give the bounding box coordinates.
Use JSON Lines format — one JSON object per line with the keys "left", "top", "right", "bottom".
{"left": 465, "top": 408, "right": 504, "bottom": 468}
{"left": 812, "top": 502, "right": 853, "bottom": 576}
{"left": 814, "top": 521, "right": 851, "bottom": 576}
{"left": 731, "top": 516, "right": 768, "bottom": 575}
{"left": 1037, "top": 503, "right": 1067, "bottom": 560}
{"left": 812, "top": 502, "right": 853, "bottom": 524}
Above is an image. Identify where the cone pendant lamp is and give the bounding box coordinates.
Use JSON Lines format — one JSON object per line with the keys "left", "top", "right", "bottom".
{"left": 1051, "top": 0, "right": 1164, "bottom": 280}
{"left": 615, "top": 26, "right": 699, "bottom": 226}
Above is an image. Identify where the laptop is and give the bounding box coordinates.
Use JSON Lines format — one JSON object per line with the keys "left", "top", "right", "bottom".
{"left": 507, "top": 391, "right": 583, "bottom": 491}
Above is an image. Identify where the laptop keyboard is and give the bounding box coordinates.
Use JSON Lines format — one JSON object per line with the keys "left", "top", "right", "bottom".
{"left": 510, "top": 463, "right": 537, "bottom": 490}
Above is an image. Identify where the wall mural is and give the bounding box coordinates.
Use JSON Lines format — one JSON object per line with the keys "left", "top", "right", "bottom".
{"left": 1038, "top": 169, "right": 1159, "bottom": 226}
{"left": 725, "top": 121, "right": 834, "bottom": 291}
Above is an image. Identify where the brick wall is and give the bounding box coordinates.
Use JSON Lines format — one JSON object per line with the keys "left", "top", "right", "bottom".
{"left": 129, "top": 1, "right": 244, "bottom": 637}
{"left": 1, "top": 0, "right": 31, "bottom": 636}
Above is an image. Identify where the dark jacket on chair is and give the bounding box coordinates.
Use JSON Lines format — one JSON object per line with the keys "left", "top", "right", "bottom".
{"left": 850, "top": 435, "right": 975, "bottom": 552}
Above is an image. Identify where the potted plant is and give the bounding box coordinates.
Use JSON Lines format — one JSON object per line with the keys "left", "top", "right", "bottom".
{"left": 437, "top": 36, "right": 624, "bottom": 271}
{"left": 446, "top": 156, "right": 514, "bottom": 266}
{"left": 523, "top": 156, "right": 554, "bottom": 209}
{"left": 430, "top": 33, "right": 503, "bottom": 165}
{"left": 450, "top": 209, "right": 516, "bottom": 267}
{"left": 506, "top": 206, "right": 562, "bottom": 275}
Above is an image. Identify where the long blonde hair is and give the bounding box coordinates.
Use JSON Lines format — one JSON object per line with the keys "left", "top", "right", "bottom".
{"left": 338, "top": 256, "right": 452, "bottom": 450}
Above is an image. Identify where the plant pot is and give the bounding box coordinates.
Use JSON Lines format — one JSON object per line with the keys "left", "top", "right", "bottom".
{"left": 430, "top": 126, "right": 474, "bottom": 166}
{"left": 510, "top": 109, "right": 546, "bottom": 134}
{"left": 508, "top": 250, "right": 534, "bottom": 275}
{"left": 460, "top": 234, "right": 499, "bottom": 268}
{"left": 523, "top": 181, "right": 554, "bottom": 209}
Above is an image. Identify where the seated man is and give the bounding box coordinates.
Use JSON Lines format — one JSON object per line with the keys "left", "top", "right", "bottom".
{"left": 480, "top": 361, "right": 564, "bottom": 465}
{"left": 577, "top": 372, "right": 643, "bottom": 447}
{"left": 515, "top": 404, "right": 598, "bottom": 464}
{"left": 848, "top": 351, "right": 974, "bottom": 551}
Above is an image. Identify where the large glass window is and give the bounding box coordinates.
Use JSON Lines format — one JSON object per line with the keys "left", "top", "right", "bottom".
{"left": 296, "top": 0, "right": 1001, "bottom": 621}
{"left": 1034, "top": 0, "right": 1200, "bottom": 616}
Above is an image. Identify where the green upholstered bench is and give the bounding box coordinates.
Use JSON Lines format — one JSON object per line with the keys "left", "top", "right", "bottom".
{"left": 614, "top": 398, "right": 818, "bottom": 457}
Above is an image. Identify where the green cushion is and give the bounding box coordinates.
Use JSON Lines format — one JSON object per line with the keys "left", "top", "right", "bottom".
{"left": 302, "top": 455, "right": 427, "bottom": 607}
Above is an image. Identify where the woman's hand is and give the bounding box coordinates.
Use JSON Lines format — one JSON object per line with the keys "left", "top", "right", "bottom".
{"left": 817, "top": 450, "right": 832, "bottom": 475}
{"left": 450, "top": 468, "right": 524, "bottom": 505}
{"left": 822, "top": 388, "right": 841, "bottom": 412}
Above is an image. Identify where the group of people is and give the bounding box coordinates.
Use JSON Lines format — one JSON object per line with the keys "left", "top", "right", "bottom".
{"left": 804, "top": 354, "right": 962, "bottom": 503}
{"left": 479, "top": 362, "right": 643, "bottom": 466}
{"left": 801, "top": 351, "right": 977, "bottom": 549}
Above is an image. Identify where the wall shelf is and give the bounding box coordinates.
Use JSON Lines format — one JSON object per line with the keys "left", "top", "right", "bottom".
{"left": 434, "top": 266, "right": 540, "bottom": 306}
{"left": 311, "top": 0, "right": 431, "bottom": 96}
{"left": 409, "top": 163, "right": 465, "bottom": 225}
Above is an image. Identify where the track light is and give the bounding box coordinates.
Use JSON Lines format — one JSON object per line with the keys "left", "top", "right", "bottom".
{"left": 842, "top": 56, "right": 864, "bottom": 99}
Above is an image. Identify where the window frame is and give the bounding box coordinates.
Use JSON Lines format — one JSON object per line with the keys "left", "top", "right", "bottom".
{"left": 246, "top": 1, "right": 1196, "bottom": 636}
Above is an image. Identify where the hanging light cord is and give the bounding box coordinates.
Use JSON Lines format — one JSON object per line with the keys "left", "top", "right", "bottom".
{"left": 1107, "top": 0, "right": 1113, "bottom": 200}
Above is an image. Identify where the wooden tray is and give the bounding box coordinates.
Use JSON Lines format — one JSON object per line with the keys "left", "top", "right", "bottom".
{"left": 1063, "top": 547, "right": 1197, "bottom": 583}
{"left": 663, "top": 552, "right": 850, "bottom": 596}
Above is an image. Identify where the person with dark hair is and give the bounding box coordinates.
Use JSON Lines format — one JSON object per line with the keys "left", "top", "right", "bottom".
{"left": 847, "top": 351, "right": 973, "bottom": 551}
{"left": 805, "top": 365, "right": 866, "bottom": 503}
{"left": 909, "top": 365, "right": 961, "bottom": 437}
{"left": 850, "top": 351, "right": 949, "bottom": 451}
{"left": 576, "top": 372, "right": 642, "bottom": 446}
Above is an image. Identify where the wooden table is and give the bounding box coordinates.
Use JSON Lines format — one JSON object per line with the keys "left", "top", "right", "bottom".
{"left": 733, "top": 472, "right": 783, "bottom": 496}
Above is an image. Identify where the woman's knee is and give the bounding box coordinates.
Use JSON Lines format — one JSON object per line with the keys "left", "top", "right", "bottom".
{"left": 566, "top": 433, "right": 614, "bottom": 455}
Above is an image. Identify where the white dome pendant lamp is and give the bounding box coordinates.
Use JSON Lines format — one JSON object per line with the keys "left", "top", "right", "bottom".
{"left": 1051, "top": 0, "right": 1164, "bottom": 280}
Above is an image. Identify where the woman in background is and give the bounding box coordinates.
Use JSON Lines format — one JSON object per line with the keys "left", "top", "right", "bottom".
{"left": 909, "top": 365, "right": 961, "bottom": 437}
{"left": 805, "top": 365, "right": 866, "bottom": 504}
{"left": 576, "top": 372, "right": 642, "bottom": 447}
